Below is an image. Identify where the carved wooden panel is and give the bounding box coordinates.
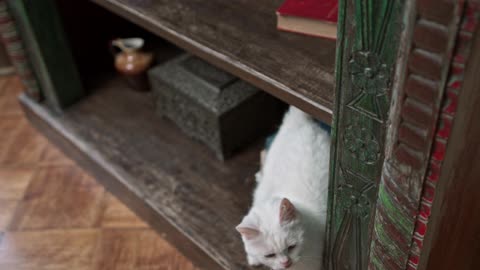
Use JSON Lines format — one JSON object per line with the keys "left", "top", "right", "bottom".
{"left": 326, "top": 1, "right": 406, "bottom": 270}
{"left": 367, "top": 0, "right": 467, "bottom": 269}
{"left": 407, "top": 2, "right": 480, "bottom": 269}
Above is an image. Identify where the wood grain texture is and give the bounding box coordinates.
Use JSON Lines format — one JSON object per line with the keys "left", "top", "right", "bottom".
{"left": 20, "top": 77, "right": 262, "bottom": 270}
{"left": 95, "top": 229, "right": 198, "bottom": 270}
{"left": 8, "top": 166, "right": 105, "bottom": 230}
{"left": 90, "top": 0, "right": 336, "bottom": 122}
{"left": 0, "top": 75, "right": 199, "bottom": 270}
{"left": 0, "top": 200, "right": 16, "bottom": 231}
{"left": 38, "top": 143, "right": 75, "bottom": 167}
{"left": 405, "top": 3, "right": 480, "bottom": 269}
{"left": 0, "top": 72, "right": 8, "bottom": 95}
{"left": 0, "top": 76, "right": 23, "bottom": 116}
{"left": 0, "top": 168, "right": 34, "bottom": 200}
{"left": 0, "top": 116, "right": 48, "bottom": 166}
{"left": 326, "top": 1, "right": 407, "bottom": 269}
{"left": 368, "top": 1, "right": 465, "bottom": 269}
{"left": 0, "top": 168, "right": 33, "bottom": 230}
{"left": 0, "top": 229, "right": 99, "bottom": 270}
{"left": 420, "top": 17, "right": 480, "bottom": 270}
{"left": 0, "top": 77, "right": 71, "bottom": 167}
{"left": 0, "top": 116, "right": 24, "bottom": 158}
{"left": 0, "top": 81, "right": 34, "bottom": 232}
{"left": 100, "top": 194, "right": 148, "bottom": 228}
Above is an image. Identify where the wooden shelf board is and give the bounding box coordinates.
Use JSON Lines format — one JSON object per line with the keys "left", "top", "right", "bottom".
{"left": 20, "top": 78, "right": 263, "bottom": 270}
{"left": 90, "top": 0, "right": 336, "bottom": 123}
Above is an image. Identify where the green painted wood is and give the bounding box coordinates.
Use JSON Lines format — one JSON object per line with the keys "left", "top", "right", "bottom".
{"left": 8, "top": 0, "right": 84, "bottom": 112}
{"left": 369, "top": 1, "right": 465, "bottom": 269}
{"left": 326, "top": 1, "right": 407, "bottom": 269}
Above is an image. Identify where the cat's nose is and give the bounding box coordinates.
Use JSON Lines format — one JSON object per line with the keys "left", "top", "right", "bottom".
{"left": 282, "top": 258, "right": 292, "bottom": 268}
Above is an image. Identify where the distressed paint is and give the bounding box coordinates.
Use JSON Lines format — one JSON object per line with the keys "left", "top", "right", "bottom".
{"left": 407, "top": 2, "right": 480, "bottom": 269}
{"left": 368, "top": 0, "right": 467, "bottom": 269}
{"left": 377, "top": 183, "right": 412, "bottom": 237}
{"left": 326, "top": 1, "right": 406, "bottom": 269}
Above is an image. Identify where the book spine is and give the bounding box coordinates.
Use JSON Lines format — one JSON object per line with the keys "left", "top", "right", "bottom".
{"left": 0, "top": 0, "right": 41, "bottom": 101}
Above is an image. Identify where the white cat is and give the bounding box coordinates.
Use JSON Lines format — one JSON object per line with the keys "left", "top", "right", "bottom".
{"left": 236, "top": 106, "right": 330, "bottom": 270}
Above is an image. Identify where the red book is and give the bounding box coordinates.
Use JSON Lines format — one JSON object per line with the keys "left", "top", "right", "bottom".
{"left": 276, "top": 0, "right": 338, "bottom": 39}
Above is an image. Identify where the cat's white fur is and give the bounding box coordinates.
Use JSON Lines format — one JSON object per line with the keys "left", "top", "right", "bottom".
{"left": 237, "top": 106, "right": 330, "bottom": 270}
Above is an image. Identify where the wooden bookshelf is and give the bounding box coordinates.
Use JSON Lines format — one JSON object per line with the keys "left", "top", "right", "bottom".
{"left": 91, "top": 0, "right": 336, "bottom": 122}
{"left": 20, "top": 77, "right": 264, "bottom": 270}
{"left": 18, "top": 1, "right": 336, "bottom": 269}
{"left": 16, "top": 1, "right": 480, "bottom": 270}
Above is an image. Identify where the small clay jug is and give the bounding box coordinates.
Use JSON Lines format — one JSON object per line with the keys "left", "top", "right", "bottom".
{"left": 111, "top": 38, "right": 154, "bottom": 91}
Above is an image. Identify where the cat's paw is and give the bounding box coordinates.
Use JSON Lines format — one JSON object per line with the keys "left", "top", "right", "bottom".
{"left": 247, "top": 255, "right": 261, "bottom": 266}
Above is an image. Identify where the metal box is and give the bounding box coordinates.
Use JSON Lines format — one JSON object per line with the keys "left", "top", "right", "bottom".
{"left": 149, "top": 54, "right": 284, "bottom": 160}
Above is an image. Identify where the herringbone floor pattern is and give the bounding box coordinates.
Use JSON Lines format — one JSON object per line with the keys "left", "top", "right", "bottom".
{"left": 0, "top": 76, "right": 198, "bottom": 270}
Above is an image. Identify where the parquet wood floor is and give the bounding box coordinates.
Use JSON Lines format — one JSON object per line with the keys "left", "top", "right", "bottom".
{"left": 0, "top": 76, "right": 198, "bottom": 270}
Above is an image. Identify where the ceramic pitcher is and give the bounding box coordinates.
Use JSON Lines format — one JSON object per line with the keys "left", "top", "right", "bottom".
{"left": 111, "top": 38, "right": 154, "bottom": 91}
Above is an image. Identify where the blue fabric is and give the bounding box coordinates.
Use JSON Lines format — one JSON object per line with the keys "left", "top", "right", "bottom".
{"left": 316, "top": 120, "right": 332, "bottom": 135}
{"left": 264, "top": 120, "right": 331, "bottom": 150}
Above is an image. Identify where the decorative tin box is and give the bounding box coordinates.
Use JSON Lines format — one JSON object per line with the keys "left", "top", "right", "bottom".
{"left": 149, "top": 54, "right": 284, "bottom": 160}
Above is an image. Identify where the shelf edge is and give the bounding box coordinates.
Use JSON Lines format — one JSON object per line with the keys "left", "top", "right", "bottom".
{"left": 90, "top": 0, "right": 333, "bottom": 123}
{"left": 19, "top": 93, "right": 227, "bottom": 270}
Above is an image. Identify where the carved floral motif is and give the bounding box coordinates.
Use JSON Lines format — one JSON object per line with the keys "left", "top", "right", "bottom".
{"left": 348, "top": 51, "right": 390, "bottom": 121}
{"left": 344, "top": 124, "right": 380, "bottom": 164}
{"left": 349, "top": 51, "right": 389, "bottom": 95}
{"left": 338, "top": 183, "right": 372, "bottom": 219}
{"left": 327, "top": 1, "right": 403, "bottom": 270}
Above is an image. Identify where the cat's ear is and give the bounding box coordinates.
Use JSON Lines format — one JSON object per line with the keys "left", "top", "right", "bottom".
{"left": 280, "top": 198, "right": 296, "bottom": 224}
{"left": 236, "top": 225, "right": 260, "bottom": 240}
{"left": 237, "top": 215, "right": 260, "bottom": 240}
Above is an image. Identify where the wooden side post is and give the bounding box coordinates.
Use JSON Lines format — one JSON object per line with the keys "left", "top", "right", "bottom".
{"left": 326, "top": 1, "right": 409, "bottom": 269}
{"left": 7, "top": 0, "right": 84, "bottom": 112}
{"left": 419, "top": 23, "right": 480, "bottom": 270}
{"left": 418, "top": 2, "right": 480, "bottom": 270}
{"left": 327, "top": 1, "right": 470, "bottom": 269}
{"left": 368, "top": 0, "right": 470, "bottom": 269}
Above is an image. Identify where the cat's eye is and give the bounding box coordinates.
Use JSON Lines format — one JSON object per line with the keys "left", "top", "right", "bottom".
{"left": 264, "top": 253, "right": 276, "bottom": 258}
{"left": 288, "top": 245, "right": 296, "bottom": 252}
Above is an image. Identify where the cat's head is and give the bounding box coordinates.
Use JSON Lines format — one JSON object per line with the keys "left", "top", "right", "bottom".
{"left": 236, "top": 198, "right": 304, "bottom": 270}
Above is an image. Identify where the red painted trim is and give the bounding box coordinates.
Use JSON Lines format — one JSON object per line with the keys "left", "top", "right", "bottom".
{"left": 405, "top": 2, "right": 480, "bottom": 269}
